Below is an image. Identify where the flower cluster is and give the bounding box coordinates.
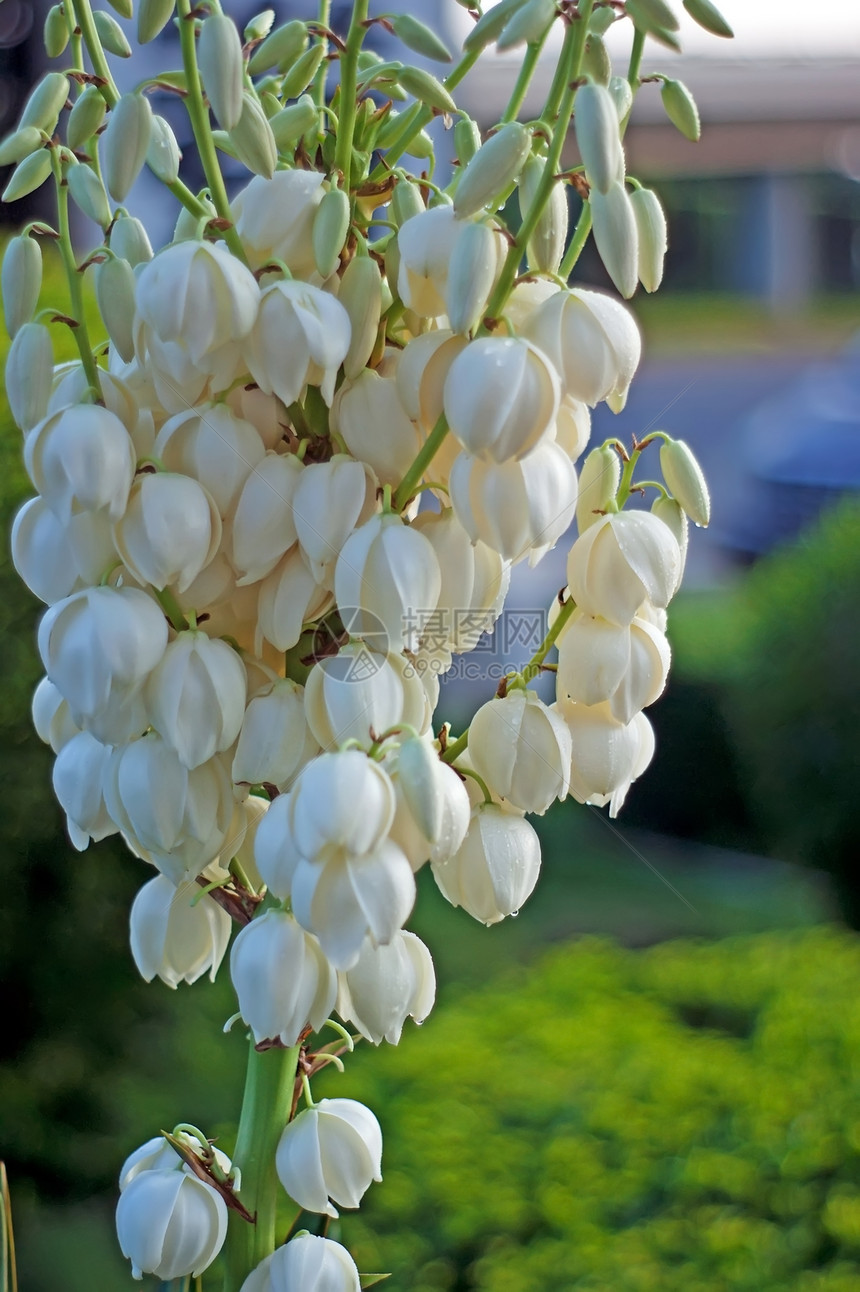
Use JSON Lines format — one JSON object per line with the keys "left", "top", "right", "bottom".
{"left": 2, "top": 0, "right": 722, "bottom": 1283}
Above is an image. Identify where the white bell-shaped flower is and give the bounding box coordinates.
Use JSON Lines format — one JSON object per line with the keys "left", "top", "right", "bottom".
{"left": 229, "top": 909, "right": 336, "bottom": 1047}
{"left": 134, "top": 238, "right": 260, "bottom": 366}
{"left": 432, "top": 804, "right": 542, "bottom": 925}
{"left": 154, "top": 404, "right": 266, "bottom": 519}
{"left": 232, "top": 169, "right": 326, "bottom": 274}
{"left": 11, "top": 496, "right": 82, "bottom": 604}
{"left": 240, "top": 1234, "right": 360, "bottom": 1292}
{"left": 233, "top": 679, "right": 318, "bottom": 791}
{"left": 252, "top": 791, "right": 301, "bottom": 899}
{"left": 256, "top": 546, "right": 333, "bottom": 655}
{"left": 49, "top": 361, "right": 141, "bottom": 431}
{"left": 32, "top": 676, "right": 80, "bottom": 752}
{"left": 304, "top": 646, "right": 428, "bottom": 750}
{"left": 52, "top": 729, "right": 117, "bottom": 850}
{"left": 24, "top": 403, "right": 136, "bottom": 522}
{"left": 116, "top": 1166, "right": 228, "bottom": 1280}
{"left": 449, "top": 441, "right": 577, "bottom": 565}
{"left": 288, "top": 751, "right": 395, "bottom": 862}
{"left": 396, "top": 331, "right": 468, "bottom": 485}
{"left": 130, "top": 874, "right": 232, "bottom": 988}
{"left": 38, "top": 585, "right": 168, "bottom": 730}
{"left": 560, "top": 699, "right": 655, "bottom": 817}
{"left": 104, "top": 736, "right": 234, "bottom": 883}
{"left": 443, "top": 336, "right": 560, "bottom": 462}
{"left": 336, "top": 929, "right": 436, "bottom": 1045}
{"left": 291, "top": 838, "right": 416, "bottom": 969}
{"left": 330, "top": 364, "right": 422, "bottom": 487}
{"left": 293, "top": 455, "right": 379, "bottom": 588}
{"left": 334, "top": 513, "right": 442, "bottom": 655}
{"left": 275, "top": 1097, "right": 382, "bottom": 1218}
{"left": 396, "top": 202, "right": 460, "bottom": 317}
{"left": 243, "top": 279, "right": 351, "bottom": 408}
{"left": 390, "top": 736, "right": 471, "bottom": 867}
{"left": 522, "top": 285, "right": 641, "bottom": 410}
{"left": 555, "top": 394, "right": 591, "bottom": 461}
{"left": 228, "top": 451, "right": 303, "bottom": 585}
{"left": 468, "top": 689, "right": 572, "bottom": 814}
{"left": 119, "top": 1132, "right": 232, "bottom": 1193}
{"left": 411, "top": 508, "right": 510, "bottom": 653}
{"left": 145, "top": 631, "right": 247, "bottom": 769}
{"left": 557, "top": 610, "right": 671, "bottom": 724}
{"left": 113, "top": 472, "right": 222, "bottom": 593}
{"left": 220, "top": 793, "right": 269, "bottom": 888}
{"left": 66, "top": 510, "right": 118, "bottom": 585}
{"left": 226, "top": 382, "right": 288, "bottom": 452}
{"left": 566, "top": 510, "right": 681, "bottom": 626}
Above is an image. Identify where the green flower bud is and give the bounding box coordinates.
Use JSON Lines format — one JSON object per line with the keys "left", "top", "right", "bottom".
{"left": 138, "top": 0, "right": 175, "bottom": 44}
{"left": 280, "top": 43, "right": 325, "bottom": 100}
{"left": 228, "top": 94, "right": 277, "bottom": 178}
{"left": 244, "top": 8, "right": 276, "bottom": 43}
{"left": 106, "top": 0, "right": 133, "bottom": 18}
{"left": 576, "top": 445, "right": 622, "bottom": 532}
{"left": 589, "top": 6, "right": 617, "bottom": 34}
{"left": 67, "top": 160, "right": 112, "bottom": 227}
{"left": 173, "top": 193, "right": 216, "bottom": 242}
{"left": 340, "top": 255, "right": 383, "bottom": 379}
{"left": 391, "top": 177, "right": 424, "bottom": 227}
{"left": 660, "top": 438, "right": 710, "bottom": 527}
{"left": 682, "top": 0, "right": 733, "bottom": 37}
{"left": 146, "top": 113, "right": 181, "bottom": 184}
{"left": 0, "top": 127, "right": 43, "bottom": 168}
{"left": 2, "top": 149, "right": 52, "bottom": 203}
{"left": 44, "top": 5, "right": 70, "bottom": 59}
{"left": 408, "top": 129, "right": 435, "bottom": 162}
{"left": 607, "top": 75, "right": 633, "bottom": 123}
{"left": 582, "top": 32, "right": 611, "bottom": 86}
{"left": 651, "top": 494, "right": 688, "bottom": 573}
{"left": 521, "top": 155, "right": 568, "bottom": 276}
{"left": 110, "top": 213, "right": 153, "bottom": 266}
{"left": 312, "top": 187, "right": 350, "bottom": 279}
{"left": 660, "top": 77, "right": 700, "bottom": 141}
{"left": 590, "top": 180, "right": 638, "bottom": 299}
{"left": 248, "top": 19, "right": 308, "bottom": 75}
{"left": 497, "top": 0, "right": 557, "bottom": 51}
{"left": 447, "top": 221, "right": 499, "bottom": 335}
{"left": 96, "top": 255, "right": 137, "bottom": 363}
{"left": 93, "top": 10, "right": 132, "bottom": 57}
{"left": 390, "top": 13, "right": 452, "bottom": 62}
{"left": 630, "top": 186, "right": 667, "bottom": 293}
{"left": 453, "top": 121, "right": 531, "bottom": 219}
{"left": 2, "top": 235, "right": 43, "bottom": 338}
{"left": 397, "top": 66, "right": 457, "bottom": 115}
{"left": 574, "top": 82, "right": 624, "bottom": 194}
{"left": 103, "top": 92, "right": 152, "bottom": 201}
{"left": 5, "top": 322, "right": 54, "bottom": 432}
{"left": 626, "top": 0, "right": 680, "bottom": 48}
{"left": 270, "top": 96, "right": 318, "bottom": 151}
{"left": 628, "top": 0, "right": 680, "bottom": 32}
{"left": 453, "top": 117, "right": 481, "bottom": 167}
{"left": 464, "top": 0, "right": 531, "bottom": 53}
{"left": 198, "top": 13, "right": 245, "bottom": 132}
{"left": 259, "top": 90, "right": 281, "bottom": 120}
{"left": 67, "top": 85, "right": 107, "bottom": 151}
{"left": 20, "top": 72, "right": 70, "bottom": 135}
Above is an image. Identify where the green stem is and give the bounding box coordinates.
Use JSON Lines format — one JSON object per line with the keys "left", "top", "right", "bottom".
{"left": 52, "top": 150, "right": 103, "bottom": 397}
{"left": 69, "top": 0, "right": 120, "bottom": 106}
{"left": 616, "top": 446, "right": 642, "bottom": 508}
{"left": 313, "top": 0, "right": 333, "bottom": 112}
{"left": 524, "top": 596, "right": 576, "bottom": 677}
{"left": 153, "top": 586, "right": 190, "bottom": 633}
{"left": 441, "top": 729, "right": 468, "bottom": 766}
{"left": 222, "top": 1043, "right": 301, "bottom": 1292}
{"left": 500, "top": 38, "right": 545, "bottom": 125}
{"left": 627, "top": 27, "right": 646, "bottom": 95}
{"left": 176, "top": 0, "right": 248, "bottom": 264}
{"left": 558, "top": 202, "right": 591, "bottom": 279}
{"left": 333, "top": 0, "right": 370, "bottom": 194}
{"left": 393, "top": 411, "right": 448, "bottom": 511}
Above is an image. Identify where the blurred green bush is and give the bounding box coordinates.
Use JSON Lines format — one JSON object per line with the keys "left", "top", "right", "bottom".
{"left": 337, "top": 926, "right": 860, "bottom": 1291}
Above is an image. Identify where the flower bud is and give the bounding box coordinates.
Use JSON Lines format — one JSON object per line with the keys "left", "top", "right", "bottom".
{"left": 44, "top": 5, "right": 70, "bottom": 57}
{"left": 293, "top": 455, "right": 378, "bottom": 586}
{"left": 444, "top": 336, "right": 559, "bottom": 462}
{"left": 198, "top": 13, "right": 245, "bottom": 131}
{"left": 110, "top": 214, "right": 153, "bottom": 266}
{"left": 25, "top": 403, "right": 136, "bottom": 521}
{"left": 289, "top": 751, "right": 395, "bottom": 861}
{"left": 450, "top": 441, "right": 577, "bottom": 565}
{"left": 138, "top": 0, "right": 175, "bottom": 43}
{"left": 234, "top": 680, "right": 317, "bottom": 792}
{"left": 52, "top": 729, "right": 116, "bottom": 850}
{"left": 146, "top": 113, "right": 182, "bottom": 185}
{"left": 116, "top": 1168, "right": 227, "bottom": 1280}
{"left": 575, "top": 444, "right": 622, "bottom": 532}
{"left": 464, "top": 0, "right": 532, "bottom": 53}
{"left": 683, "top": 0, "right": 734, "bottom": 38}
{"left": 276, "top": 1098, "right": 382, "bottom": 1217}
{"left": 659, "top": 438, "right": 710, "bottom": 527}
{"left": 249, "top": 18, "right": 307, "bottom": 73}
{"left": 651, "top": 494, "right": 687, "bottom": 589}
{"left": 498, "top": 0, "right": 557, "bottom": 48}
{"left": 146, "top": 632, "right": 246, "bottom": 769}
{"left": 446, "top": 220, "right": 503, "bottom": 334}
{"left": 130, "top": 875, "right": 232, "bottom": 987}
{"left": 230, "top": 909, "right": 336, "bottom": 1046}
{"left": 20, "top": 72, "right": 69, "bottom": 134}
{"left": 338, "top": 255, "right": 383, "bottom": 378}
{"left": 280, "top": 43, "right": 326, "bottom": 100}
{"left": 96, "top": 254, "right": 137, "bottom": 362}
{"left": 432, "top": 804, "right": 541, "bottom": 925}
{"left": 32, "top": 676, "right": 80, "bottom": 753}
{"left": 390, "top": 12, "right": 452, "bottom": 61}
{"left": 2, "top": 148, "right": 52, "bottom": 203}
{"left": 567, "top": 509, "right": 681, "bottom": 625}
{"left": 243, "top": 279, "right": 350, "bottom": 408}
{"left": 661, "top": 77, "right": 701, "bottom": 141}
{"left": 522, "top": 286, "right": 641, "bottom": 410}
{"left": 331, "top": 364, "right": 421, "bottom": 487}
{"left": 336, "top": 930, "right": 435, "bottom": 1045}
{"left": 607, "top": 75, "right": 633, "bottom": 122}
{"left": 470, "top": 689, "right": 571, "bottom": 813}
{"left": 228, "top": 94, "right": 277, "bottom": 178}
{"left": 304, "top": 646, "right": 427, "bottom": 751}
{"left": 335, "top": 513, "right": 442, "bottom": 654}
{"left": 453, "top": 121, "right": 531, "bottom": 219}
{"left": 630, "top": 186, "right": 667, "bottom": 293}
{"left": 11, "top": 495, "right": 80, "bottom": 604}
{"left": 103, "top": 93, "right": 152, "bottom": 202}
{"left": 0, "top": 127, "right": 42, "bottom": 169}
{"left": 557, "top": 611, "right": 670, "bottom": 723}
{"left": 93, "top": 9, "right": 132, "bottom": 56}
{"left": 5, "top": 321, "right": 53, "bottom": 431}
{"left": 241, "top": 1235, "right": 360, "bottom": 1292}
{"left": 67, "top": 161, "right": 112, "bottom": 227}
{"left": 397, "top": 65, "right": 457, "bottom": 115}
{"left": 270, "top": 95, "right": 318, "bottom": 150}
{"left": 590, "top": 179, "right": 639, "bottom": 299}
{"left": 561, "top": 700, "right": 654, "bottom": 816}
{"left": 2, "top": 234, "right": 42, "bottom": 338}
{"left": 256, "top": 547, "right": 332, "bottom": 654}
{"left": 582, "top": 31, "right": 611, "bottom": 85}
{"left": 233, "top": 169, "right": 325, "bottom": 274}
{"left": 521, "top": 154, "right": 569, "bottom": 275}
{"left": 574, "top": 82, "right": 624, "bottom": 194}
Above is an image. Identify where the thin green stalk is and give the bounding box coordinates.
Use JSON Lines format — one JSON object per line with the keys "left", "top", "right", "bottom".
{"left": 1, "top": 1163, "right": 18, "bottom": 1292}
{"left": 69, "top": 0, "right": 120, "bottom": 106}
{"left": 52, "top": 150, "right": 103, "bottom": 397}
{"left": 558, "top": 201, "right": 591, "bottom": 279}
{"left": 500, "top": 37, "right": 545, "bottom": 125}
{"left": 441, "top": 729, "right": 469, "bottom": 766}
{"left": 176, "top": 0, "right": 248, "bottom": 264}
{"left": 616, "top": 446, "right": 643, "bottom": 508}
{"left": 222, "top": 1043, "right": 301, "bottom": 1292}
{"left": 524, "top": 596, "right": 576, "bottom": 676}
{"left": 333, "top": 0, "right": 370, "bottom": 193}
{"left": 153, "top": 586, "right": 190, "bottom": 633}
{"left": 393, "top": 411, "right": 448, "bottom": 511}
{"left": 627, "top": 27, "right": 646, "bottom": 94}
{"left": 313, "top": 0, "right": 333, "bottom": 112}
